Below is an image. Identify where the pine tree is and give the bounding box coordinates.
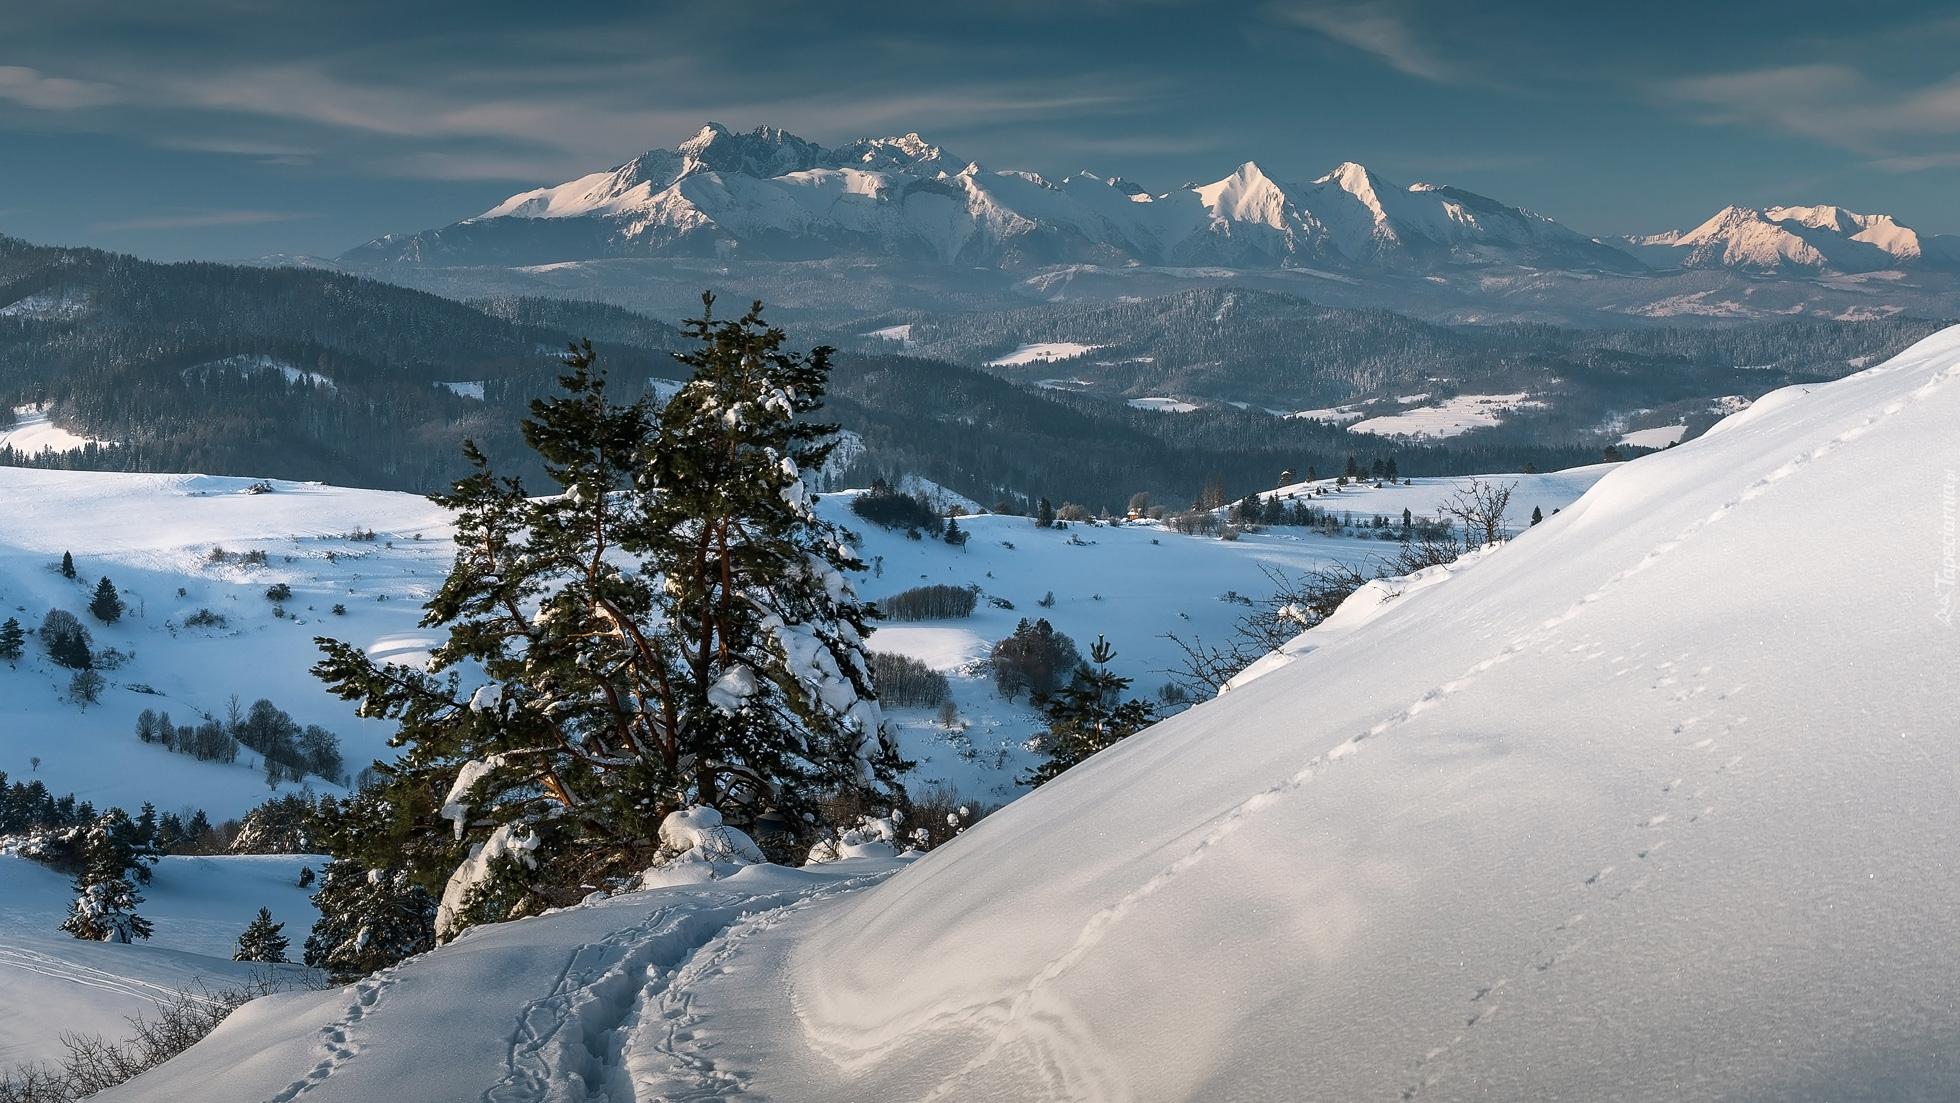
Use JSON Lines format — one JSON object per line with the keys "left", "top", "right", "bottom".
{"left": 1019, "top": 636, "right": 1157, "bottom": 787}
{"left": 1531, "top": 506, "right": 1544, "bottom": 526}
{"left": 60, "top": 551, "right": 75, "bottom": 579}
{"left": 0, "top": 617, "right": 21, "bottom": 663}
{"left": 943, "top": 516, "right": 968, "bottom": 548}
{"left": 302, "top": 860, "right": 435, "bottom": 982}
{"left": 311, "top": 299, "right": 904, "bottom": 941}
{"left": 59, "top": 810, "right": 156, "bottom": 943}
{"left": 1035, "top": 497, "right": 1055, "bottom": 528}
{"left": 234, "top": 907, "right": 290, "bottom": 963}
{"left": 89, "top": 576, "right": 123, "bottom": 624}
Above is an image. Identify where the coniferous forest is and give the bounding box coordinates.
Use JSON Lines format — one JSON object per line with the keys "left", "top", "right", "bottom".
{"left": 1, "top": 235, "right": 1945, "bottom": 512}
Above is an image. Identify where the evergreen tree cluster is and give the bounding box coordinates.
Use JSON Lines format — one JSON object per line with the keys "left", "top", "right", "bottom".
{"left": 848, "top": 478, "right": 944, "bottom": 534}
{"left": 1020, "top": 636, "right": 1158, "bottom": 788}
{"left": 0, "top": 770, "right": 96, "bottom": 836}
{"left": 228, "top": 791, "right": 331, "bottom": 854}
{"left": 301, "top": 860, "right": 437, "bottom": 984}
{"left": 309, "top": 300, "right": 907, "bottom": 941}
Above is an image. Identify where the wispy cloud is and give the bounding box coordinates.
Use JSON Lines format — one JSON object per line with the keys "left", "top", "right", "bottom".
{"left": 90, "top": 209, "right": 313, "bottom": 232}
{"left": 1662, "top": 64, "right": 1960, "bottom": 155}
{"left": 0, "top": 66, "right": 119, "bottom": 110}
{"left": 1268, "top": 1, "right": 1456, "bottom": 83}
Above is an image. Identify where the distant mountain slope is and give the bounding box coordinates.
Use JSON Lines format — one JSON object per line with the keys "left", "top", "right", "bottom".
{"left": 343, "top": 123, "right": 1639, "bottom": 274}
{"left": 0, "top": 236, "right": 684, "bottom": 490}
{"left": 1, "top": 236, "right": 1942, "bottom": 509}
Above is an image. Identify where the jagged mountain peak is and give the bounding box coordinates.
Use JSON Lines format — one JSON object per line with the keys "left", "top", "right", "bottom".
{"left": 1622, "top": 201, "right": 1953, "bottom": 274}
{"left": 348, "top": 133, "right": 1639, "bottom": 274}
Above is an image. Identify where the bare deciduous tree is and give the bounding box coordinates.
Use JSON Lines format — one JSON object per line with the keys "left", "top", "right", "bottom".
{"left": 1436, "top": 478, "right": 1516, "bottom": 546}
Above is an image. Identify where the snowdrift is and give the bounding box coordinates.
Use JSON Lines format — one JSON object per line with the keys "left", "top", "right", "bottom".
{"left": 771, "top": 327, "right": 1960, "bottom": 1100}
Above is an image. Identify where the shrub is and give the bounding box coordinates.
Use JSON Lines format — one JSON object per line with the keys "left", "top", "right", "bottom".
{"left": 990, "top": 618, "right": 1081, "bottom": 702}
{"left": 878, "top": 584, "right": 977, "bottom": 621}
{"left": 0, "top": 974, "right": 307, "bottom": 1100}
{"left": 870, "top": 652, "right": 951, "bottom": 708}
{"left": 68, "top": 670, "right": 105, "bottom": 705}
{"left": 264, "top": 583, "right": 293, "bottom": 602}
{"left": 41, "top": 610, "right": 92, "bottom": 669}
{"left": 183, "top": 608, "right": 227, "bottom": 628}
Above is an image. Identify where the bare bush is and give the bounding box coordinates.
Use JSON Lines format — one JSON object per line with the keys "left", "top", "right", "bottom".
{"left": 869, "top": 652, "right": 951, "bottom": 708}
{"left": 878, "top": 584, "right": 977, "bottom": 621}
{"left": 1437, "top": 478, "right": 1515, "bottom": 546}
{"left": 0, "top": 973, "right": 314, "bottom": 1101}
{"left": 1164, "top": 542, "right": 1463, "bottom": 697}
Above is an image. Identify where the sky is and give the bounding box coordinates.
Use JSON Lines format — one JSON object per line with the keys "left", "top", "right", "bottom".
{"left": 3, "top": 0, "right": 1960, "bottom": 261}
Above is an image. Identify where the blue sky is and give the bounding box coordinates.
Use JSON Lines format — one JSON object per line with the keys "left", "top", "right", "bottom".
{"left": 4, "top": 0, "right": 1959, "bottom": 261}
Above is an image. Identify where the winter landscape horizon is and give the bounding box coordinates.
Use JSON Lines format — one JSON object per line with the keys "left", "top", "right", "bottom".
{"left": 3, "top": 3, "right": 1958, "bottom": 1101}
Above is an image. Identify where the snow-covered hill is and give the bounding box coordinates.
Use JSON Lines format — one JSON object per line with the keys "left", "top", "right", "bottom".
{"left": 79, "top": 326, "right": 1960, "bottom": 1100}
{"left": 343, "top": 123, "right": 1639, "bottom": 274}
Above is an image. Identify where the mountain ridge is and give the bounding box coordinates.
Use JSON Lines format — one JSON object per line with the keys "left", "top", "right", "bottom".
{"left": 343, "top": 123, "right": 1642, "bottom": 275}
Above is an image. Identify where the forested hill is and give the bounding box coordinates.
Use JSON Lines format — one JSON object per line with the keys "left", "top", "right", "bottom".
{"left": 0, "top": 236, "right": 685, "bottom": 490}
{"left": 0, "top": 236, "right": 1947, "bottom": 510}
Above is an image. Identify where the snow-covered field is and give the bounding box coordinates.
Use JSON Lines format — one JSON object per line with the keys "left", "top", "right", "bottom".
{"left": 985, "top": 342, "right": 1101, "bottom": 367}
{"left": 1348, "top": 391, "right": 1543, "bottom": 438}
{"left": 1620, "top": 423, "right": 1686, "bottom": 448}
{"left": 0, "top": 464, "right": 1605, "bottom": 816}
{"left": 68, "top": 325, "right": 1960, "bottom": 1101}
{"left": 0, "top": 408, "right": 110, "bottom": 454}
{"left": 1124, "top": 396, "right": 1202, "bottom": 413}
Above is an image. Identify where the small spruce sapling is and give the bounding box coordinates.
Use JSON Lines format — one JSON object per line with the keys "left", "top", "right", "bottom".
{"left": 61, "top": 551, "right": 76, "bottom": 579}
{"left": 234, "top": 907, "right": 290, "bottom": 963}
{"left": 59, "top": 810, "right": 156, "bottom": 943}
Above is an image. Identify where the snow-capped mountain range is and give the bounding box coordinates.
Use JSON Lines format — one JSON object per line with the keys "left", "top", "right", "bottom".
{"left": 342, "top": 123, "right": 1642, "bottom": 273}
{"left": 332, "top": 124, "right": 1960, "bottom": 327}
{"left": 1624, "top": 204, "right": 1960, "bottom": 273}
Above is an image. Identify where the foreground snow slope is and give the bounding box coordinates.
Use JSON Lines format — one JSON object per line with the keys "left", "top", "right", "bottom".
{"left": 767, "top": 329, "right": 1960, "bottom": 1101}
{"left": 101, "top": 333, "right": 1959, "bottom": 1102}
